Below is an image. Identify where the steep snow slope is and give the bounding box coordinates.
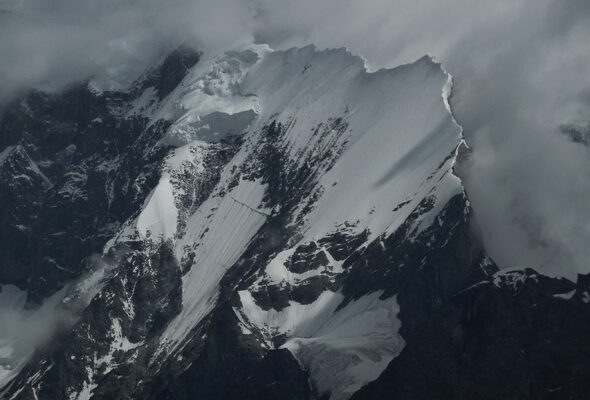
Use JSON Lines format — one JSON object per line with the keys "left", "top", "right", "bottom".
{"left": 113, "top": 45, "right": 462, "bottom": 368}
{"left": 240, "top": 47, "right": 463, "bottom": 242}
{"left": 123, "top": 45, "right": 462, "bottom": 397}
{"left": 0, "top": 44, "right": 472, "bottom": 400}
{"left": 4, "top": 44, "right": 590, "bottom": 400}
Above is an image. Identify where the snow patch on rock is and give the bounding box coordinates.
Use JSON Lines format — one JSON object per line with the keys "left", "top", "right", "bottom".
{"left": 136, "top": 176, "right": 178, "bottom": 240}
{"left": 237, "top": 290, "right": 404, "bottom": 400}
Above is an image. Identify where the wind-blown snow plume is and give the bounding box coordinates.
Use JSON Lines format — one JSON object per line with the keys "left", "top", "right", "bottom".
{"left": 1, "top": 0, "right": 589, "bottom": 277}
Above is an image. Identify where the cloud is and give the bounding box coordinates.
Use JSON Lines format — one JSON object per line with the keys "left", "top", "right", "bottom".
{"left": 0, "top": 256, "right": 113, "bottom": 385}
{"left": 0, "top": 285, "right": 68, "bottom": 372}
{"left": 439, "top": 0, "right": 590, "bottom": 279}
{"left": 0, "top": 0, "right": 255, "bottom": 100}
{"left": 1, "top": 0, "right": 589, "bottom": 278}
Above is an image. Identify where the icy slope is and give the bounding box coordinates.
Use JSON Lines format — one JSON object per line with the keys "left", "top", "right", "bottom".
{"left": 240, "top": 46, "right": 463, "bottom": 242}
{"left": 1, "top": 45, "right": 466, "bottom": 400}
{"left": 144, "top": 45, "right": 462, "bottom": 397}
{"left": 4, "top": 44, "right": 590, "bottom": 400}
{"left": 127, "top": 45, "right": 463, "bottom": 361}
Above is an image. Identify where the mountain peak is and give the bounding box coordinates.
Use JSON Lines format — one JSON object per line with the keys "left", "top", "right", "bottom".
{"left": 2, "top": 44, "right": 589, "bottom": 400}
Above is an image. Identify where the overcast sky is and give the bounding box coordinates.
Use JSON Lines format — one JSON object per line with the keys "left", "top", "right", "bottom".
{"left": 1, "top": 0, "right": 589, "bottom": 279}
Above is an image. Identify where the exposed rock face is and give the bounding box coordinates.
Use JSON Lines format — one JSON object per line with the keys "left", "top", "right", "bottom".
{"left": 353, "top": 268, "right": 590, "bottom": 400}
{"left": 0, "top": 64, "right": 185, "bottom": 304}
{"left": 1, "top": 45, "right": 589, "bottom": 400}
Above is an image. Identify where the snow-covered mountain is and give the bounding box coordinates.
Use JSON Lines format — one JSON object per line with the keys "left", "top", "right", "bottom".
{"left": 1, "top": 45, "right": 590, "bottom": 400}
